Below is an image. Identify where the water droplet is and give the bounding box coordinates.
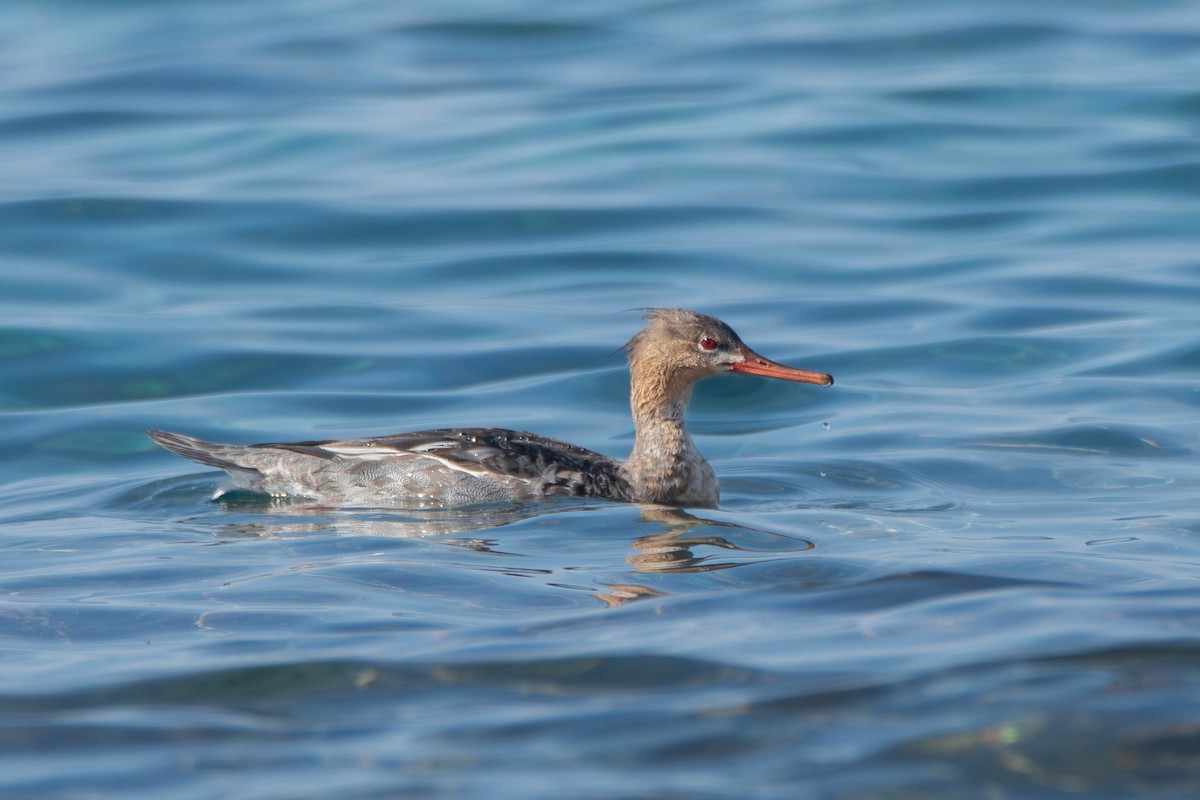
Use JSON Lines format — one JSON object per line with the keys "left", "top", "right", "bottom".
{"left": 821, "top": 422, "right": 830, "bottom": 431}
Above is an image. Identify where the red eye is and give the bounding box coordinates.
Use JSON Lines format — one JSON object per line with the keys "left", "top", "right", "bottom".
{"left": 699, "top": 337, "right": 718, "bottom": 350}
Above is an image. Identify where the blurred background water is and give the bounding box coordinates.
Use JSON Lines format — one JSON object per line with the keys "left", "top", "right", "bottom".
{"left": 2, "top": 0, "right": 1199, "bottom": 797}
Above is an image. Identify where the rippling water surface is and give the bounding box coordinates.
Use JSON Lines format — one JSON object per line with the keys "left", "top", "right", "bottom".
{"left": 3, "top": 1, "right": 1200, "bottom": 797}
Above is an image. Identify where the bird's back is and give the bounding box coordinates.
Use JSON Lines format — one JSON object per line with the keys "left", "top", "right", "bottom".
{"left": 149, "top": 428, "right": 631, "bottom": 506}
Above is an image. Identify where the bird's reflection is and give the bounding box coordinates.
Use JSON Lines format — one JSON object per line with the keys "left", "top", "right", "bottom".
{"left": 204, "top": 498, "right": 810, "bottom": 561}
{"left": 626, "top": 505, "right": 811, "bottom": 573}
{"left": 594, "top": 583, "right": 667, "bottom": 607}
{"left": 177, "top": 489, "right": 814, "bottom": 607}
{"left": 205, "top": 493, "right": 544, "bottom": 542}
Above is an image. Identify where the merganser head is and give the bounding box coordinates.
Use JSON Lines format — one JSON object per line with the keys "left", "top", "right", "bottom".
{"left": 625, "top": 308, "right": 833, "bottom": 387}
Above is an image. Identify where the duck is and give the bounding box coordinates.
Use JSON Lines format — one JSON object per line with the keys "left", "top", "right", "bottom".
{"left": 150, "top": 308, "right": 833, "bottom": 508}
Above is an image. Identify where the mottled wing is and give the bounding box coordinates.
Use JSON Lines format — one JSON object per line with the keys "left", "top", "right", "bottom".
{"left": 264, "top": 428, "right": 632, "bottom": 501}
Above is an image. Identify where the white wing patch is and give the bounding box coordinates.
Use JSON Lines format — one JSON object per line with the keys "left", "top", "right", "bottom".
{"left": 320, "top": 441, "right": 530, "bottom": 482}
{"left": 410, "top": 451, "right": 495, "bottom": 478}
{"left": 408, "top": 441, "right": 462, "bottom": 452}
{"left": 322, "top": 441, "right": 464, "bottom": 460}
{"left": 321, "top": 444, "right": 411, "bottom": 461}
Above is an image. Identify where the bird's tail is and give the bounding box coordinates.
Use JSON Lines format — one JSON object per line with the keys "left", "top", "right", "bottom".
{"left": 148, "top": 429, "right": 249, "bottom": 472}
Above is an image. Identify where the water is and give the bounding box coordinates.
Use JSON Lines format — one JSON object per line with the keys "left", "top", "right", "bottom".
{"left": 3, "top": 0, "right": 1200, "bottom": 797}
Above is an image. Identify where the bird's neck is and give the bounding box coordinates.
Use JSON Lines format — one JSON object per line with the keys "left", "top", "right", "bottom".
{"left": 620, "top": 362, "right": 718, "bottom": 507}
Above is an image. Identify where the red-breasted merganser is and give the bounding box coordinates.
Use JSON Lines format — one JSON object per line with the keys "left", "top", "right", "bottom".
{"left": 150, "top": 308, "right": 833, "bottom": 508}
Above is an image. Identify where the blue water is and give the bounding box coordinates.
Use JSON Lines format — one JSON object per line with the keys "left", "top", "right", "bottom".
{"left": 3, "top": 0, "right": 1200, "bottom": 797}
